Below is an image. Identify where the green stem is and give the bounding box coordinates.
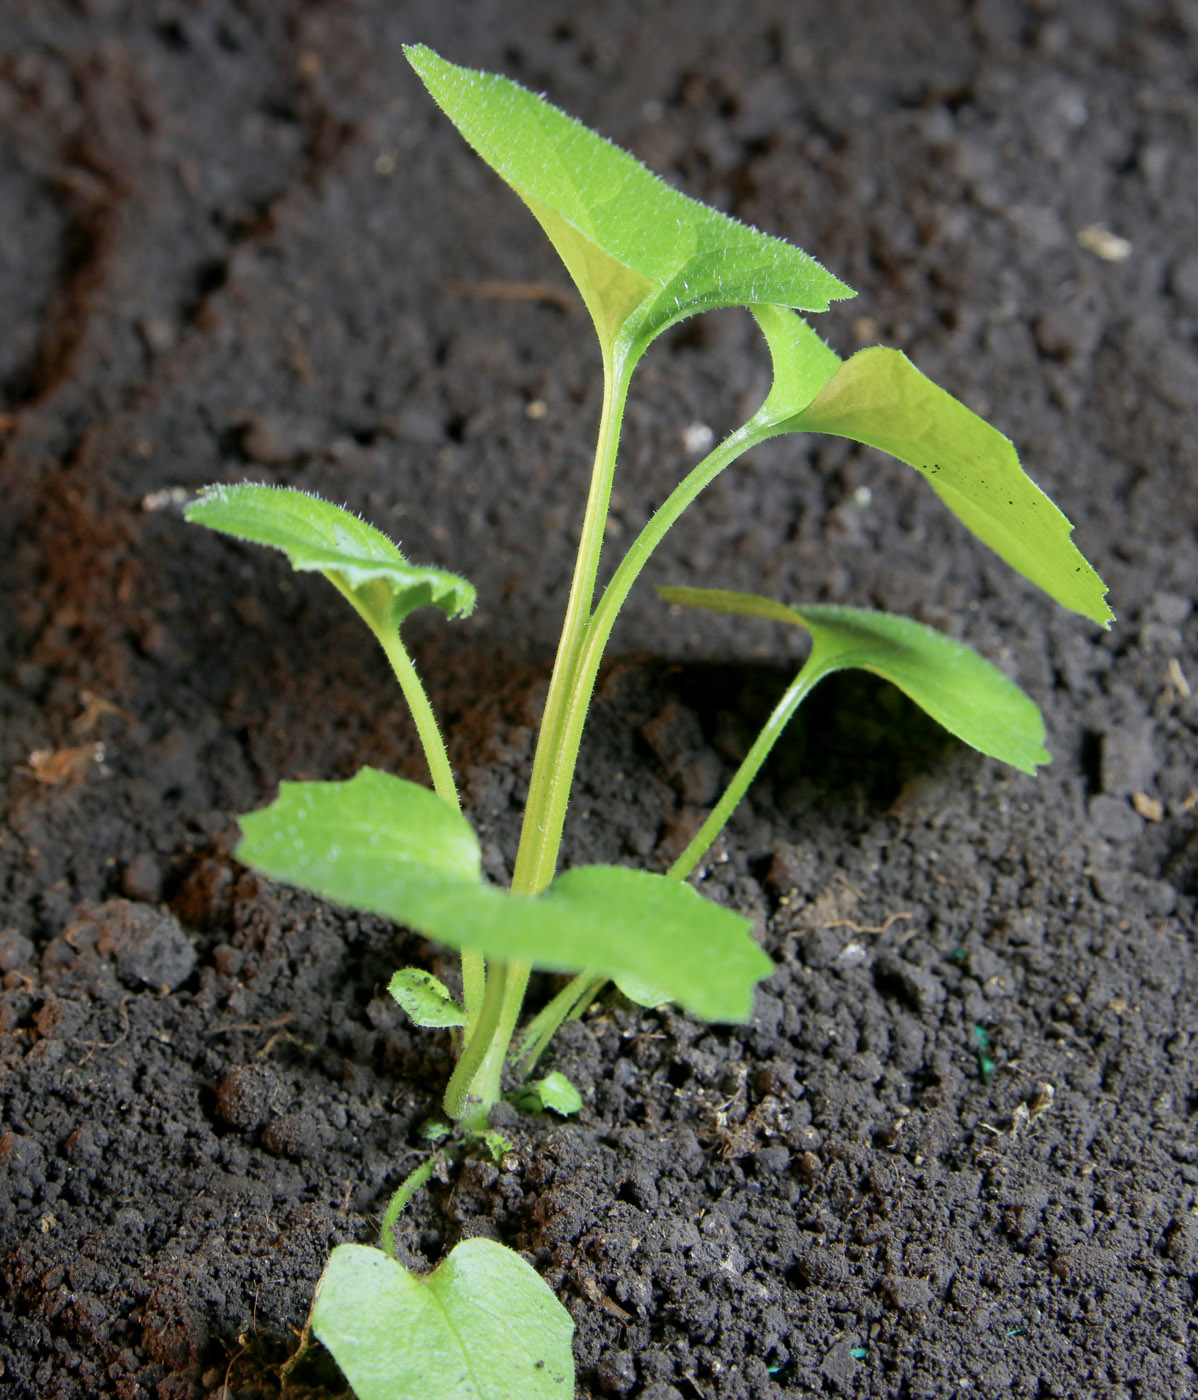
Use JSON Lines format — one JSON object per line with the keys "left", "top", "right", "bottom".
{"left": 668, "top": 650, "right": 833, "bottom": 881}
{"left": 441, "top": 382, "right": 790, "bottom": 1110}
{"left": 442, "top": 958, "right": 508, "bottom": 1124}
{"left": 458, "top": 963, "right": 531, "bottom": 1129}
{"left": 375, "top": 627, "right": 459, "bottom": 810}
{"left": 517, "top": 653, "right": 834, "bottom": 1058}
{"left": 498, "top": 416, "right": 783, "bottom": 1068}
{"left": 510, "top": 350, "right": 634, "bottom": 897}
{"left": 530, "top": 417, "right": 778, "bottom": 886}
{"left": 588, "top": 422, "right": 769, "bottom": 666}
{"left": 380, "top": 1156, "right": 436, "bottom": 1257}
{"left": 442, "top": 350, "right": 632, "bottom": 1127}
{"left": 514, "top": 971, "right": 597, "bottom": 1076}
{"left": 374, "top": 626, "right": 486, "bottom": 1030}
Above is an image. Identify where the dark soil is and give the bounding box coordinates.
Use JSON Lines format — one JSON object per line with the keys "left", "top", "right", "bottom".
{"left": 2, "top": 2, "right": 1196, "bottom": 1397}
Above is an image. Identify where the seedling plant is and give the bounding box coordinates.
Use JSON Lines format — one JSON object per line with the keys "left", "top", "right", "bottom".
{"left": 188, "top": 45, "right": 1109, "bottom": 1400}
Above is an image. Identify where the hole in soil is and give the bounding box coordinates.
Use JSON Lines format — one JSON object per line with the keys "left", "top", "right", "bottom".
{"left": 666, "top": 1059, "right": 692, "bottom": 1089}
{"left": 1080, "top": 727, "right": 1103, "bottom": 795}
{"left": 196, "top": 257, "right": 229, "bottom": 299}
{"left": 748, "top": 852, "right": 775, "bottom": 884}
{"left": 872, "top": 963, "right": 921, "bottom": 1013}
{"left": 157, "top": 21, "right": 189, "bottom": 52}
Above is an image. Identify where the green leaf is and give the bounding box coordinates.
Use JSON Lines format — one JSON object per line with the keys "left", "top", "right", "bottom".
{"left": 241, "top": 766, "right": 480, "bottom": 884}
{"left": 482, "top": 1131, "right": 513, "bottom": 1163}
{"left": 185, "top": 483, "right": 476, "bottom": 629}
{"left": 531, "top": 1071, "right": 582, "bottom": 1117}
{"left": 611, "top": 973, "right": 673, "bottom": 1009}
{"left": 659, "top": 588, "right": 1051, "bottom": 775}
{"left": 405, "top": 45, "right": 852, "bottom": 364}
{"left": 237, "top": 768, "right": 771, "bottom": 1021}
{"left": 747, "top": 314, "right": 1111, "bottom": 626}
{"left": 310, "top": 1241, "right": 574, "bottom": 1400}
{"left": 752, "top": 303, "right": 843, "bottom": 420}
{"left": 389, "top": 968, "right": 467, "bottom": 1029}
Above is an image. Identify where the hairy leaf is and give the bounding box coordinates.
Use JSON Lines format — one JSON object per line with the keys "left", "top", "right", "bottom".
{"left": 405, "top": 45, "right": 852, "bottom": 363}
{"left": 186, "top": 483, "right": 475, "bottom": 628}
{"left": 749, "top": 311, "right": 1111, "bottom": 626}
{"left": 660, "top": 588, "right": 1051, "bottom": 774}
{"left": 389, "top": 968, "right": 467, "bottom": 1029}
{"left": 311, "top": 1240, "right": 574, "bottom": 1400}
{"left": 482, "top": 1131, "right": 513, "bottom": 1162}
{"left": 751, "top": 302, "right": 843, "bottom": 419}
{"left": 238, "top": 769, "right": 771, "bottom": 1021}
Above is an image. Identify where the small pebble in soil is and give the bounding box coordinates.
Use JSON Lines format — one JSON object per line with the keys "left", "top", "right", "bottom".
{"left": 0, "top": 929, "right": 34, "bottom": 973}
{"left": 214, "top": 1065, "right": 278, "bottom": 1132}
{"left": 1100, "top": 721, "right": 1157, "bottom": 796}
{"left": 884, "top": 1274, "right": 933, "bottom": 1310}
{"left": 595, "top": 1349, "right": 637, "bottom": 1394}
{"left": 261, "top": 1111, "right": 319, "bottom": 1158}
{"left": 1087, "top": 793, "right": 1143, "bottom": 842}
{"left": 121, "top": 853, "right": 163, "bottom": 903}
{"left": 93, "top": 900, "right": 197, "bottom": 991}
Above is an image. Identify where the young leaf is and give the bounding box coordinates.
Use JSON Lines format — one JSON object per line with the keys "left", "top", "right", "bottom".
{"left": 482, "top": 1131, "right": 513, "bottom": 1162}
{"left": 237, "top": 768, "right": 772, "bottom": 1021}
{"left": 310, "top": 1240, "right": 574, "bottom": 1400}
{"left": 405, "top": 45, "right": 853, "bottom": 364}
{"left": 531, "top": 1071, "right": 583, "bottom": 1117}
{"left": 389, "top": 968, "right": 467, "bottom": 1029}
{"left": 749, "top": 309, "right": 1111, "bottom": 626}
{"left": 185, "top": 483, "right": 476, "bottom": 629}
{"left": 660, "top": 588, "right": 1051, "bottom": 775}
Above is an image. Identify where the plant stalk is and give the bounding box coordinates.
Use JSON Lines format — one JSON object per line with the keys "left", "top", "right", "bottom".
{"left": 514, "top": 629, "right": 833, "bottom": 1061}
{"left": 456, "top": 962, "right": 531, "bottom": 1130}
{"left": 667, "top": 650, "right": 830, "bottom": 879}
{"left": 526, "top": 416, "right": 778, "bottom": 890}
{"left": 499, "top": 415, "right": 784, "bottom": 1069}
{"left": 439, "top": 351, "right": 632, "bottom": 1122}
{"left": 514, "top": 970, "right": 599, "bottom": 1075}
{"left": 380, "top": 1156, "right": 436, "bottom": 1257}
{"left": 510, "top": 349, "right": 635, "bottom": 897}
{"left": 442, "top": 957, "right": 509, "bottom": 1124}
{"left": 375, "top": 628, "right": 460, "bottom": 811}
{"left": 375, "top": 626, "right": 486, "bottom": 1029}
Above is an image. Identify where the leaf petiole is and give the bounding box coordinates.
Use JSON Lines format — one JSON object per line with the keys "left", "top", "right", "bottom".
{"left": 335, "top": 595, "right": 487, "bottom": 1032}
{"left": 380, "top": 1156, "right": 437, "bottom": 1258}
{"left": 450, "top": 960, "right": 531, "bottom": 1131}
{"left": 369, "top": 623, "right": 460, "bottom": 813}
{"left": 507, "top": 646, "right": 825, "bottom": 1062}
{"left": 514, "top": 970, "right": 601, "bottom": 1077}
{"left": 666, "top": 654, "right": 829, "bottom": 881}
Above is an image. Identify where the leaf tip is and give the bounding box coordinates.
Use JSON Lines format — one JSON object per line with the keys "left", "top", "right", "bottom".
{"left": 402, "top": 41, "right": 434, "bottom": 70}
